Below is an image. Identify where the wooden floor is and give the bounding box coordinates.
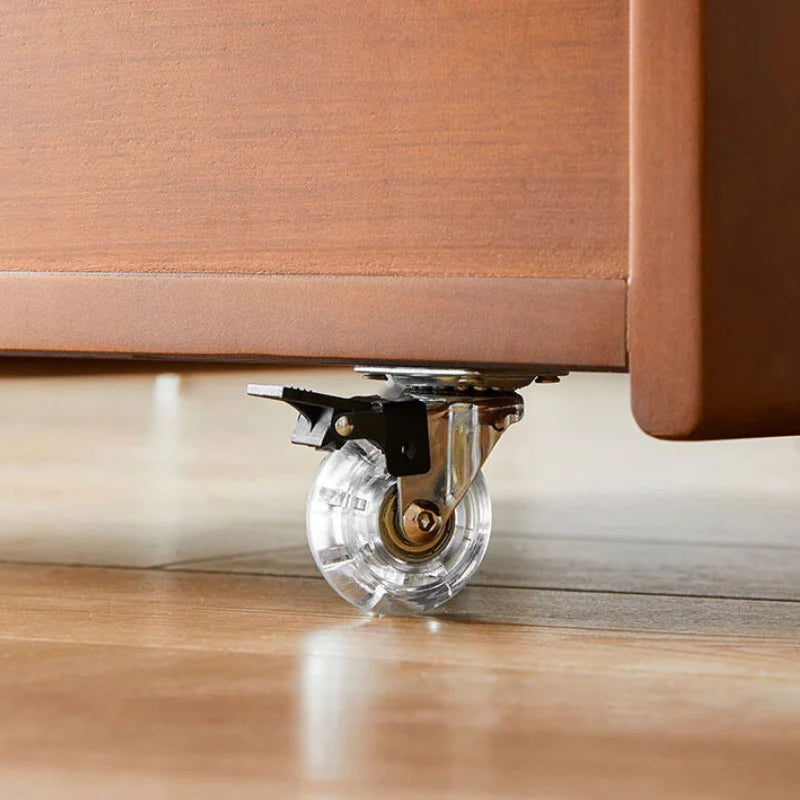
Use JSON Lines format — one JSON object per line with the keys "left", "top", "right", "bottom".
{"left": 1, "top": 367, "right": 799, "bottom": 798}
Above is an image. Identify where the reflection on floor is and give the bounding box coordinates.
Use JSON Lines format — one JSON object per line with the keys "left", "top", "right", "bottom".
{"left": 0, "top": 367, "right": 799, "bottom": 798}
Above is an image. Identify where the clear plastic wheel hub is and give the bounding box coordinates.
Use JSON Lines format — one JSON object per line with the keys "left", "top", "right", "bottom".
{"left": 248, "top": 367, "right": 562, "bottom": 615}
{"left": 306, "top": 440, "right": 491, "bottom": 614}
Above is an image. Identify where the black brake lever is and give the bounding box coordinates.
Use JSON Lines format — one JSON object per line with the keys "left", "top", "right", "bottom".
{"left": 247, "top": 384, "right": 430, "bottom": 477}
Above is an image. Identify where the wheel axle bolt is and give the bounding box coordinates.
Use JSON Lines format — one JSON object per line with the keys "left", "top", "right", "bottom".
{"left": 335, "top": 415, "right": 355, "bottom": 437}
{"left": 402, "top": 501, "right": 443, "bottom": 543}
{"left": 417, "top": 510, "right": 436, "bottom": 533}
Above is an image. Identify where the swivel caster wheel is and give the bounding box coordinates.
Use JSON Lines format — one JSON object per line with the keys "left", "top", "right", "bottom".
{"left": 305, "top": 440, "right": 492, "bottom": 615}
{"left": 248, "top": 367, "right": 563, "bottom": 615}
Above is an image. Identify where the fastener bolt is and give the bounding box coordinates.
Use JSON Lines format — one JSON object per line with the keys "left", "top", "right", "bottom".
{"left": 417, "top": 510, "right": 437, "bottom": 533}
{"left": 494, "top": 411, "right": 521, "bottom": 431}
{"left": 402, "top": 500, "right": 443, "bottom": 543}
{"left": 335, "top": 415, "right": 355, "bottom": 437}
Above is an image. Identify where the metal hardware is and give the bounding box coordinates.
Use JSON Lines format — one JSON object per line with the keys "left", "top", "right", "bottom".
{"left": 251, "top": 366, "right": 566, "bottom": 542}
{"left": 355, "top": 367, "right": 536, "bottom": 533}
{"left": 246, "top": 384, "right": 430, "bottom": 477}
{"left": 355, "top": 365, "right": 544, "bottom": 393}
{"left": 334, "top": 415, "right": 355, "bottom": 437}
{"left": 394, "top": 393, "right": 524, "bottom": 532}
{"left": 402, "top": 500, "right": 443, "bottom": 540}
{"left": 377, "top": 489, "right": 454, "bottom": 562}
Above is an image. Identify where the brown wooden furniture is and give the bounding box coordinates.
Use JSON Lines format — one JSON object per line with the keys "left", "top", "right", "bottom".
{"left": 631, "top": 0, "right": 800, "bottom": 439}
{"left": 1, "top": 0, "right": 798, "bottom": 439}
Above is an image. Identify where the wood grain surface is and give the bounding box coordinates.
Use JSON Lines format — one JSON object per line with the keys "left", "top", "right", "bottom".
{"left": 630, "top": 0, "right": 800, "bottom": 438}
{"left": 1, "top": 367, "right": 800, "bottom": 797}
{"left": 1, "top": 564, "right": 799, "bottom": 800}
{"left": 2, "top": 367, "right": 798, "bottom": 632}
{"left": 0, "top": 272, "right": 628, "bottom": 368}
{"left": 0, "top": 0, "right": 627, "bottom": 281}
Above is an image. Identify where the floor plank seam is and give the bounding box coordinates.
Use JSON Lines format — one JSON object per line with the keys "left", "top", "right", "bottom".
{"left": 467, "top": 582, "right": 800, "bottom": 604}
{"left": 492, "top": 532, "right": 800, "bottom": 552}
{"left": 3, "top": 559, "right": 798, "bottom": 606}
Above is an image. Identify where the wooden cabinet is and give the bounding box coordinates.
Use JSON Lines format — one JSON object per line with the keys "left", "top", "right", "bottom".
{"left": 630, "top": 0, "right": 800, "bottom": 439}
{"left": 1, "top": 1, "right": 798, "bottom": 439}
{"left": 0, "top": 0, "right": 628, "bottom": 369}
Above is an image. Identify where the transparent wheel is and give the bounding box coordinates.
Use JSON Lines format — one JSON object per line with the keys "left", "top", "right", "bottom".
{"left": 306, "top": 440, "right": 492, "bottom": 615}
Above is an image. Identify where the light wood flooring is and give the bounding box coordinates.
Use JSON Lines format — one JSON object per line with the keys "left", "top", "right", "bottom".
{"left": 1, "top": 367, "right": 799, "bottom": 798}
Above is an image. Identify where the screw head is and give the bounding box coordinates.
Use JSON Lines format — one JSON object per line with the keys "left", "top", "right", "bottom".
{"left": 417, "top": 510, "right": 437, "bottom": 533}
{"left": 402, "top": 500, "right": 443, "bottom": 543}
{"left": 334, "top": 415, "right": 355, "bottom": 437}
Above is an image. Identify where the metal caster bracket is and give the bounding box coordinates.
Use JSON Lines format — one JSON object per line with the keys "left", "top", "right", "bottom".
{"left": 248, "top": 366, "right": 564, "bottom": 544}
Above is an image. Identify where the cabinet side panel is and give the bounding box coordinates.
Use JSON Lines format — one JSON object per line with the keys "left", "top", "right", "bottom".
{"left": 631, "top": 0, "right": 800, "bottom": 439}
{"left": 629, "top": 0, "right": 704, "bottom": 438}
{"left": 700, "top": 0, "right": 800, "bottom": 437}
